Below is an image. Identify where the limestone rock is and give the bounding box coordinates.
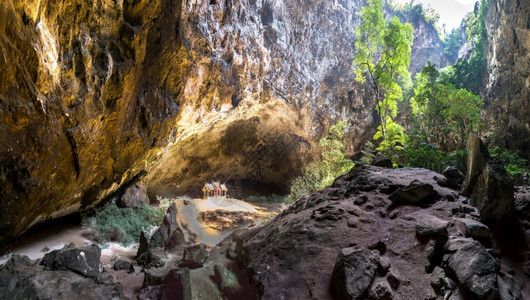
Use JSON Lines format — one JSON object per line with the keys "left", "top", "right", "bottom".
{"left": 461, "top": 133, "right": 489, "bottom": 196}
{"left": 371, "top": 154, "right": 393, "bottom": 168}
{"left": 118, "top": 182, "right": 148, "bottom": 208}
{"left": 415, "top": 215, "right": 449, "bottom": 237}
{"left": 40, "top": 244, "right": 102, "bottom": 278}
{"left": 161, "top": 268, "right": 189, "bottom": 300}
{"left": 331, "top": 247, "right": 380, "bottom": 300}
{"left": 471, "top": 157, "right": 514, "bottom": 221}
{"left": 389, "top": 180, "right": 434, "bottom": 203}
{"left": 149, "top": 203, "right": 186, "bottom": 250}
{"left": 458, "top": 218, "right": 490, "bottom": 238}
{"left": 136, "top": 230, "right": 149, "bottom": 257}
{"left": 437, "top": 166, "right": 465, "bottom": 190}
{"left": 514, "top": 188, "right": 530, "bottom": 220}
{"left": 136, "top": 249, "right": 167, "bottom": 269}
{"left": 497, "top": 272, "right": 523, "bottom": 300}
{"left": 483, "top": 0, "right": 530, "bottom": 161}
{"left": 213, "top": 264, "right": 241, "bottom": 294}
{"left": 179, "top": 244, "right": 209, "bottom": 269}
{"left": 0, "top": 0, "right": 461, "bottom": 251}
{"left": 367, "top": 278, "right": 393, "bottom": 300}
{"left": 0, "top": 254, "right": 124, "bottom": 300}
{"left": 444, "top": 238, "right": 500, "bottom": 299}
{"left": 142, "top": 268, "right": 169, "bottom": 288}
{"left": 113, "top": 260, "right": 131, "bottom": 271}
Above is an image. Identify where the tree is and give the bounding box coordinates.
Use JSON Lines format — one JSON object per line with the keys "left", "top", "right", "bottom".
{"left": 373, "top": 116, "right": 407, "bottom": 164}
{"left": 449, "top": 0, "right": 488, "bottom": 94}
{"left": 411, "top": 63, "right": 483, "bottom": 148}
{"left": 353, "top": 0, "right": 414, "bottom": 140}
{"left": 287, "top": 121, "right": 354, "bottom": 203}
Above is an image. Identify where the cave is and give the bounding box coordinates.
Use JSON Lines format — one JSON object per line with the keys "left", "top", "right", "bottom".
{"left": 0, "top": 0, "right": 529, "bottom": 298}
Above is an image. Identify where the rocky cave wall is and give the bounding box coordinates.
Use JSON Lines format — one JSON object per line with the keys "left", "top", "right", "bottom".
{"left": 0, "top": 0, "right": 464, "bottom": 248}
{"left": 483, "top": 0, "right": 530, "bottom": 159}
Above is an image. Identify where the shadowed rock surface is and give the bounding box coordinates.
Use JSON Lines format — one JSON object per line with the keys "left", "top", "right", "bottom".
{"left": 0, "top": 247, "right": 125, "bottom": 299}
{"left": 205, "top": 164, "right": 529, "bottom": 299}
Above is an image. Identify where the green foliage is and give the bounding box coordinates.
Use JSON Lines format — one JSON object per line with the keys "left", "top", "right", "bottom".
{"left": 354, "top": 0, "right": 413, "bottom": 140}
{"left": 360, "top": 141, "right": 376, "bottom": 164}
{"left": 489, "top": 146, "right": 527, "bottom": 178}
{"left": 448, "top": 0, "right": 488, "bottom": 94}
{"left": 373, "top": 116, "right": 407, "bottom": 164}
{"left": 41, "top": 246, "right": 50, "bottom": 252}
{"left": 400, "top": 132, "right": 467, "bottom": 173}
{"left": 82, "top": 203, "right": 164, "bottom": 247}
{"left": 443, "top": 27, "right": 463, "bottom": 61}
{"left": 246, "top": 194, "right": 285, "bottom": 203}
{"left": 410, "top": 63, "right": 483, "bottom": 147}
{"left": 287, "top": 121, "right": 354, "bottom": 203}
{"left": 402, "top": 142, "right": 446, "bottom": 173}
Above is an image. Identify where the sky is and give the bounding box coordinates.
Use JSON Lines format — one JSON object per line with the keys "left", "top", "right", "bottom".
{"left": 393, "top": 0, "right": 477, "bottom": 31}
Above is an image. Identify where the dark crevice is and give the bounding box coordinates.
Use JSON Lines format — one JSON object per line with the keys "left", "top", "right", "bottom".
{"left": 65, "top": 130, "right": 80, "bottom": 179}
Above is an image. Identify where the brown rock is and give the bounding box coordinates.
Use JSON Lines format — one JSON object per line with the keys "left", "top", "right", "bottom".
{"left": 118, "top": 183, "right": 148, "bottom": 208}
{"left": 389, "top": 180, "right": 434, "bottom": 203}
{"left": 461, "top": 133, "right": 489, "bottom": 196}
{"left": 331, "top": 247, "right": 380, "bottom": 300}
{"left": 470, "top": 157, "right": 514, "bottom": 221}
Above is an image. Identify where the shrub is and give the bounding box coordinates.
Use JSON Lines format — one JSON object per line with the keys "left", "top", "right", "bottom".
{"left": 286, "top": 121, "right": 354, "bottom": 204}
{"left": 246, "top": 194, "right": 286, "bottom": 203}
{"left": 82, "top": 202, "right": 164, "bottom": 247}
{"left": 489, "top": 146, "right": 527, "bottom": 178}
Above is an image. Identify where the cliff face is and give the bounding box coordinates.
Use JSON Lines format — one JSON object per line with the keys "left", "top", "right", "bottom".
{"left": 0, "top": 0, "right": 457, "bottom": 247}
{"left": 483, "top": 0, "right": 530, "bottom": 158}
{"left": 0, "top": 0, "right": 182, "bottom": 247}
{"left": 393, "top": 9, "right": 454, "bottom": 74}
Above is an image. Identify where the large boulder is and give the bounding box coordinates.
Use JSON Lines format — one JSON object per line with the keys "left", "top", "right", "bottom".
{"left": 149, "top": 203, "right": 186, "bottom": 250}
{"left": 514, "top": 187, "right": 530, "bottom": 220}
{"left": 443, "top": 238, "right": 500, "bottom": 300}
{"left": 40, "top": 243, "right": 102, "bottom": 278}
{"left": 461, "top": 133, "right": 489, "bottom": 196}
{"left": 389, "top": 180, "right": 434, "bottom": 203}
{"left": 179, "top": 244, "right": 209, "bottom": 269}
{"left": 470, "top": 157, "right": 514, "bottom": 221}
{"left": 458, "top": 218, "right": 490, "bottom": 239}
{"left": 415, "top": 215, "right": 449, "bottom": 237}
{"left": 331, "top": 247, "right": 380, "bottom": 300}
{"left": 437, "top": 166, "right": 465, "bottom": 189}
{"left": 118, "top": 182, "right": 149, "bottom": 208}
{"left": 0, "top": 254, "right": 124, "bottom": 300}
{"left": 371, "top": 154, "right": 393, "bottom": 168}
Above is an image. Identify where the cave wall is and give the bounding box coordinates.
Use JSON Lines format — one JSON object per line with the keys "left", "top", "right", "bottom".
{"left": 0, "top": 0, "right": 459, "bottom": 248}
{"left": 483, "top": 0, "right": 530, "bottom": 159}
{"left": 0, "top": 0, "right": 183, "bottom": 248}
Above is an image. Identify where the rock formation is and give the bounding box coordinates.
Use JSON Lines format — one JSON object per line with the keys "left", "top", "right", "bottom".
{"left": 483, "top": 0, "right": 530, "bottom": 159}
{"left": 130, "top": 163, "right": 528, "bottom": 299}
{"left": 0, "top": 0, "right": 459, "bottom": 250}
{"left": 0, "top": 244, "right": 125, "bottom": 299}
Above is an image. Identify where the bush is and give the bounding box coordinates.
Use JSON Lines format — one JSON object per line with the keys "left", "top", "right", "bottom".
{"left": 489, "top": 146, "right": 527, "bottom": 178}
{"left": 246, "top": 194, "right": 286, "bottom": 203}
{"left": 286, "top": 121, "right": 354, "bottom": 204}
{"left": 82, "top": 202, "right": 164, "bottom": 247}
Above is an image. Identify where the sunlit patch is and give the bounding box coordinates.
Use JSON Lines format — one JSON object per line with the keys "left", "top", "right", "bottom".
{"left": 35, "top": 19, "right": 60, "bottom": 84}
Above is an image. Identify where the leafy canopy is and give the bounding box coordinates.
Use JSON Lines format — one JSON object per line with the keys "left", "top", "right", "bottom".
{"left": 411, "top": 62, "right": 483, "bottom": 147}
{"left": 353, "top": 0, "right": 413, "bottom": 139}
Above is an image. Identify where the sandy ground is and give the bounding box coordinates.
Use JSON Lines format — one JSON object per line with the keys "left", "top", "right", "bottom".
{"left": 193, "top": 197, "right": 260, "bottom": 212}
